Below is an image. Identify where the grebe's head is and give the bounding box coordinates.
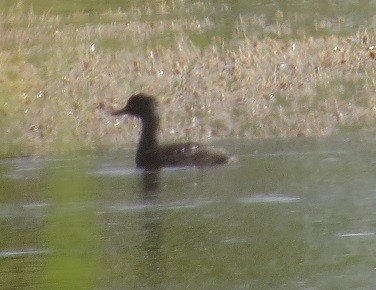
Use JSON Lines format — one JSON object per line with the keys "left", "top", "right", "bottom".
{"left": 112, "top": 93, "right": 157, "bottom": 119}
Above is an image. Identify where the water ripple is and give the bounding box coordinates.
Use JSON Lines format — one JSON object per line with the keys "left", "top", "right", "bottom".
{"left": 0, "top": 249, "right": 50, "bottom": 259}
{"left": 238, "top": 193, "right": 300, "bottom": 204}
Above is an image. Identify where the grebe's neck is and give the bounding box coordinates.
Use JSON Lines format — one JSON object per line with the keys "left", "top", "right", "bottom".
{"left": 138, "top": 114, "right": 159, "bottom": 151}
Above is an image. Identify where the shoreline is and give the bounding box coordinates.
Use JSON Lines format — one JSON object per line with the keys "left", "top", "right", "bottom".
{"left": 1, "top": 5, "right": 375, "bottom": 157}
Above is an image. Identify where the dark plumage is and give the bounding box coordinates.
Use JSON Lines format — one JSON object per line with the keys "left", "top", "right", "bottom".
{"left": 112, "top": 93, "right": 230, "bottom": 169}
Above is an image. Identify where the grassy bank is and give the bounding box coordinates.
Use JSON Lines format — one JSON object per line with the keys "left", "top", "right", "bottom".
{"left": 0, "top": 2, "right": 375, "bottom": 156}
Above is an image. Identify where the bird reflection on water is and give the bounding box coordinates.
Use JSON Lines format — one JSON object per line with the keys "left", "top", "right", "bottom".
{"left": 139, "top": 170, "right": 166, "bottom": 287}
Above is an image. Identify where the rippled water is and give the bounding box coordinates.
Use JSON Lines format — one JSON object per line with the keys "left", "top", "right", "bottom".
{"left": 1, "top": 133, "right": 376, "bottom": 288}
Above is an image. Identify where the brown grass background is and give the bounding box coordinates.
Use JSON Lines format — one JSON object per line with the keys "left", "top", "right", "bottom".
{"left": 1, "top": 2, "right": 375, "bottom": 156}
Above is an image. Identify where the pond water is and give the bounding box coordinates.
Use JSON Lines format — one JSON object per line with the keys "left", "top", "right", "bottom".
{"left": 1, "top": 133, "right": 376, "bottom": 288}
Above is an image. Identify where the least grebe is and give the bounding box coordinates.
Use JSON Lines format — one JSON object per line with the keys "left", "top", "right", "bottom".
{"left": 112, "top": 94, "right": 230, "bottom": 169}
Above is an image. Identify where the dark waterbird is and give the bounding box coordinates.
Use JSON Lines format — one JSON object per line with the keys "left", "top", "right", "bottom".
{"left": 112, "top": 93, "right": 231, "bottom": 170}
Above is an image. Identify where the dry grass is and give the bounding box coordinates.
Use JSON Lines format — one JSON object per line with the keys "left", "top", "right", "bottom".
{"left": 1, "top": 2, "right": 376, "bottom": 156}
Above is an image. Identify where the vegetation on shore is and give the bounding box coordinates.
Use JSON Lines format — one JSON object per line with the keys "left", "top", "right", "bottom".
{"left": 1, "top": 2, "right": 375, "bottom": 156}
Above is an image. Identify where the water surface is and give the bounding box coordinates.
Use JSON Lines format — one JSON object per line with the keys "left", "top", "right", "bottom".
{"left": 1, "top": 133, "right": 376, "bottom": 288}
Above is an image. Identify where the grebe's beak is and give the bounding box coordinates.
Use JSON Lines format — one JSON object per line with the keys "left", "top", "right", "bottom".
{"left": 111, "top": 106, "right": 128, "bottom": 116}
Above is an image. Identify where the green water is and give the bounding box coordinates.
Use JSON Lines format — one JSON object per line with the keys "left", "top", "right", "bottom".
{"left": 1, "top": 133, "right": 376, "bottom": 288}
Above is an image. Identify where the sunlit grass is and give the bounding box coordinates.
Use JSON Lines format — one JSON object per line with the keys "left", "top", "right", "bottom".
{"left": 1, "top": 1, "right": 376, "bottom": 157}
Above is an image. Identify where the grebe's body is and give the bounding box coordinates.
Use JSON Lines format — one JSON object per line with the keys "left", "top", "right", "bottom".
{"left": 112, "top": 94, "right": 229, "bottom": 170}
